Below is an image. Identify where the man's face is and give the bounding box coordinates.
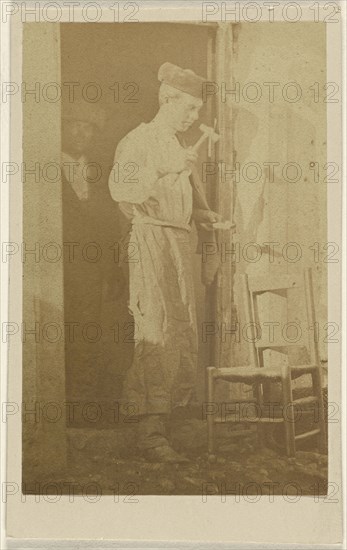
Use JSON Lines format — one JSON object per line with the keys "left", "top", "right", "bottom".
{"left": 169, "top": 93, "right": 203, "bottom": 132}
{"left": 62, "top": 119, "right": 95, "bottom": 158}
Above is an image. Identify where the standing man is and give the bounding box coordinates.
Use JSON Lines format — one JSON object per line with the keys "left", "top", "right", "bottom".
{"left": 62, "top": 102, "right": 125, "bottom": 410}
{"left": 62, "top": 102, "right": 106, "bottom": 407}
{"left": 109, "top": 63, "right": 221, "bottom": 462}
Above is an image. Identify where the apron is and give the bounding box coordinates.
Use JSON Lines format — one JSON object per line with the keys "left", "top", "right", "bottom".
{"left": 113, "top": 120, "right": 199, "bottom": 415}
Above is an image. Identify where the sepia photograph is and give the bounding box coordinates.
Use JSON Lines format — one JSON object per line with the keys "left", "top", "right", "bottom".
{"left": 22, "top": 18, "right": 330, "bottom": 493}
{"left": 2, "top": 1, "right": 345, "bottom": 547}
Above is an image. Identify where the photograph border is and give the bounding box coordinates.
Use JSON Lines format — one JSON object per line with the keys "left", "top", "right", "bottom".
{"left": 1, "top": 1, "right": 345, "bottom": 547}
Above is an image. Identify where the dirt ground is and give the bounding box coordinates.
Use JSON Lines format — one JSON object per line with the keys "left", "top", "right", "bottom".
{"left": 23, "top": 412, "right": 328, "bottom": 497}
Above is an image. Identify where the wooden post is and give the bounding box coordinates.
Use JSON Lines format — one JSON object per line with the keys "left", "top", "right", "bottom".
{"left": 213, "top": 23, "right": 236, "bottom": 375}
{"left": 22, "top": 23, "right": 67, "bottom": 479}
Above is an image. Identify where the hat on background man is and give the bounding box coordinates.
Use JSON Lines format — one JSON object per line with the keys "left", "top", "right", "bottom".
{"left": 158, "top": 62, "right": 206, "bottom": 99}
{"left": 62, "top": 101, "right": 106, "bottom": 131}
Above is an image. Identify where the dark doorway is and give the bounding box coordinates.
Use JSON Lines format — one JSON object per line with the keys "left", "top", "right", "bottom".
{"left": 60, "top": 23, "right": 214, "bottom": 426}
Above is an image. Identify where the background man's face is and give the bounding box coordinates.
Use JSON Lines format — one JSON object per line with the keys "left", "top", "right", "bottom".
{"left": 169, "top": 93, "right": 203, "bottom": 132}
{"left": 62, "top": 119, "right": 95, "bottom": 158}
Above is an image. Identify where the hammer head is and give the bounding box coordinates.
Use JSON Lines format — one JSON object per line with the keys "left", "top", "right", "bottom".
{"left": 199, "top": 123, "right": 220, "bottom": 143}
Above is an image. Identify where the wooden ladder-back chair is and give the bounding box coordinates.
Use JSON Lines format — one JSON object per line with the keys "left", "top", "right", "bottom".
{"left": 206, "top": 268, "right": 327, "bottom": 457}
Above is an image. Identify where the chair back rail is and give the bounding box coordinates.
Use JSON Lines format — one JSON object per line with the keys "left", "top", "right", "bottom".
{"left": 247, "top": 274, "right": 302, "bottom": 293}
{"left": 242, "top": 268, "right": 316, "bottom": 367}
{"left": 241, "top": 273, "right": 258, "bottom": 368}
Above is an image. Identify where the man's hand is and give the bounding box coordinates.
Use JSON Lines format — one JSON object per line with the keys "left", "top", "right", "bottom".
{"left": 193, "top": 209, "right": 223, "bottom": 224}
{"left": 183, "top": 147, "right": 199, "bottom": 170}
{"left": 157, "top": 147, "right": 198, "bottom": 177}
{"left": 193, "top": 209, "right": 236, "bottom": 232}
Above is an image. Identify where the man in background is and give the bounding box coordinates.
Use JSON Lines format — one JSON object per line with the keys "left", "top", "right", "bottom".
{"left": 62, "top": 102, "right": 125, "bottom": 412}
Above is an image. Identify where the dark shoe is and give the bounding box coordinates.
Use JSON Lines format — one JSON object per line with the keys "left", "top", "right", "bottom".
{"left": 144, "top": 445, "right": 189, "bottom": 464}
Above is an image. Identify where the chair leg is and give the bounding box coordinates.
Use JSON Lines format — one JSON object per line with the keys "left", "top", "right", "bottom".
{"left": 281, "top": 368, "right": 296, "bottom": 457}
{"left": 312, "top": 369, "right": 327, "bottom": 453}
{"left": 206, "top": 367, "right": 215, "bottom": 456}
{"left": 255, "top": 383, "right": 264, "bottom": 449}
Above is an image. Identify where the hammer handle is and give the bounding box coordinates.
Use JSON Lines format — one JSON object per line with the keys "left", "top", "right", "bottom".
{"left": 191, "top": 132, "right": 209, "bottom": 153}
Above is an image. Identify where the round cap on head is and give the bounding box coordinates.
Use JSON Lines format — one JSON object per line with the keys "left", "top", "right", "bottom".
{"left": 158, "top": 62, "right": 206, "bottom": 99}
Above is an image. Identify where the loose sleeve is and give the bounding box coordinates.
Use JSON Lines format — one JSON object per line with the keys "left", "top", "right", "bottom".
{"left": 108, "top": 127, "right": 159, "bottom": 204}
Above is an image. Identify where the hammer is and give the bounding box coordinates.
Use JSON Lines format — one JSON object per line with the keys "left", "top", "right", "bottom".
{"left": 191, "top": 123, "right": 220, "bottom": 157}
